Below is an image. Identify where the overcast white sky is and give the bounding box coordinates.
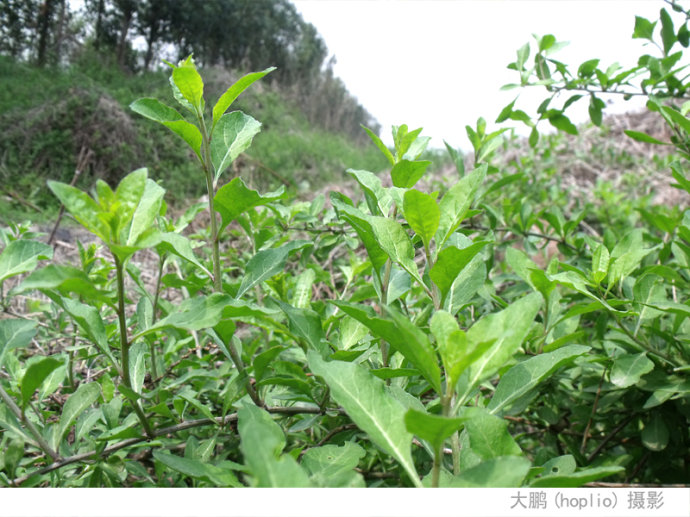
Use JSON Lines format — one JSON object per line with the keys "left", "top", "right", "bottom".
{"left": 292, "top": 0, "right": 669, "bottom": 148}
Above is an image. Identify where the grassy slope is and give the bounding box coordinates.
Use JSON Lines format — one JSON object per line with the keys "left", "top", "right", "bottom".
{"left": 0, "top": 56, "right": 389, "bottom": 223}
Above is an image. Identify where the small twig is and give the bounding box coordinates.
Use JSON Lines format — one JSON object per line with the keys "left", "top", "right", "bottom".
{"left": 586, "top": 414, "right": 636, "bottom": 463}
{"left": 10, "top": 404, "right": 343, "bottom": 486}
{"left": 581, "top": 364, "right": 608, "bottom": 453}
{"left": 626, "top": 451, "right": 651, "bottom": 484}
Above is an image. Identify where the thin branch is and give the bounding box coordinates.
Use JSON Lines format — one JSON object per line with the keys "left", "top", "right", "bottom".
{"left": 586, "top": 414, "right": 636, "bottom": 463}
{"left": 10, "top": 404, "right": 342, "bottom": 486}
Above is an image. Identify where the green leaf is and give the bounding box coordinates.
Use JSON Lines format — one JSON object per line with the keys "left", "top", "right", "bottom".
{"left": 661, "top": 105, "right": 690, "bottom": 135}
{"left": 210, "top": 111, "right": 261, "bottom": 183}
{"left": 238, "top": 403, "right": 311, "bottom": 487}
{"left": 236, "top": 240, "right": 311, "bottom": 298}
{"left": 14, "top": 264, "right": 107, "bottom": 302}
{"left": 610, "top": 353, "right": 654, "bottom": 388}
{"left": 447, "top": 456, "right": 531, "bottom": 487}
{"left": 403, "top": 189, "right": 439, "bottom": 250}
{"left": 541, "top": 455, "right": 577, "bottom": 477}
{"left": 367, "top": 216, "right": 424, "bottom": 286}
{"left": 307, "top": 352, "right": 421, "bottom": 487}
{"left": 460, "top": 407, "right": 522, "bottom": 459}
{"left": 404, "top": 409, "right": 464, "bottom": 451}
{"left": 588, "top": 96, "right": 605, "bottom": 126}
{"left": 21, "top": 357, "right": 62, "bottom": 410}
{"left": 291, "top": 269, "right": 315, "bottom": 309}
{"left": 129, "top": 342, "right": 147, "bottom": 395}
{"left": 61, "top": 298, "right": 117, "bottom": 366}
{"left": 633, "top": 16, "right": 656, "bottom": 41}
{"left": 301, "top": 443, "right": 366, "bottom": 488}
{"left": 172, "top": 64, "right": 204, "bottom": 112}
{"left": 591, "top": 244, "right": 610, "bottom": 284}
{"left": 126, "top": 178, "right": 165, "bottom": 246}
{"left": 153, "top": 450, "right": 240, "bottom": 486}
{"left": 214, "top": 177, "right": 285, "bottom": 233}
{"left": 530, "top": 466, "right": 624, "bottom": 487}
{"left": 347, "top": 169, "right": 391, "bottom": 216}
{"left": 129, "top": 98, "right": 202, "bottom": 158}
{"left": 56, "top": 382, "right": 101, "bottom": 445}
{"left": 212, "top": 67, "right": 275, "bottom": 127}
{"left": 152, "top": 233, "right": 210, "bottom": 277}
{"left": 330, "top": 196, "right": 388, "bottom": 271}
{"left": 0, "top": 240, "right": 53, "bottom": 285}
{"left": 458, "top": 292, "right": 542, "bottom": 401}
{"left": 435, "top": 164, "right": 486, "bottom": 247}
{"left": 429, "top": 310, "right": 493, "bottom": 391}
{"left": 660, "top": 8, "right": 676, "bottom": 55}
{"left": 641, "top": 414, "right": 669, "bottom": 451}
{"left": 48, "top": 182, "right": 109, "bottom": 240}
{"left": 390, "top": 160, "right": 431, "bottom": 188}
{"left": 137, "top": 293, "right": 231, "bottom": 337}
{"left": 548, "top": 114, "right": 578, "bottom": 135}
{"left": 363, "top": 126, "right": 395, "bottom": 166}
{"left": 430, "top": 241, "right": 488, "bottom": 302}
{"left": 273, "top": 299, "right": 325, "bottom": 354}
{"left": 333, "top": 301, "right": 441, "bottom": 393}
{"left": 488, "top": 345, "right": 590, "bottom": 414}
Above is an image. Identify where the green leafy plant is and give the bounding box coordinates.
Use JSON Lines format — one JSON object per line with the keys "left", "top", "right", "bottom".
{"left": 1, "top": 5, "right": 689, "bottom": 488}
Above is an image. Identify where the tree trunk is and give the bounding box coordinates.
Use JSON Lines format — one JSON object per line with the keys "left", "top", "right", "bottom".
{"left": 94, "top": 0, "right": 104, "bottom": 50}
{"left": 36, "top": 0, "right": 54, "bottom": 66}
{"left": 116, "top": 6, "right": 133, "bottom": 68}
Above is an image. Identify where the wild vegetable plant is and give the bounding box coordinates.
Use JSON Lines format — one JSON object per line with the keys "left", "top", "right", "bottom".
{"left": 1, "top": 6, "right": 689, "bottom": 487}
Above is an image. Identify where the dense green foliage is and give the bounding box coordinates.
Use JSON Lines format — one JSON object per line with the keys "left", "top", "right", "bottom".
{"left": 0, "top": 2, "right": 689, "bottom": 488}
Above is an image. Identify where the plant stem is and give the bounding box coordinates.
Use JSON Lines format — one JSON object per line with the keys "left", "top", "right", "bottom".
{"left": 10, "top": 405, "right": 346, "bottom": 486}
{"left": 198, "top": 116, "right": 223, "bottom": 293}
{"left": 114, "top": 255, "right": 154, "bottom": 439}
{"left": 0, "top": 384, "right": 60, "bottom": 461}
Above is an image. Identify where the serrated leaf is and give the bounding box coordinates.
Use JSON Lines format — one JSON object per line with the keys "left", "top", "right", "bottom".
{"left": 307, "top": 352, "right": 421, "bottom": 487}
